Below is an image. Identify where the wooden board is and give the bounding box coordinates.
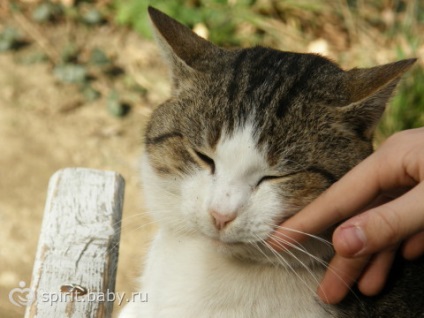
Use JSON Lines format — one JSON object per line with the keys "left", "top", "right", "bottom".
{"left": 25, "top": 168, "right": 125, "bottom": 318}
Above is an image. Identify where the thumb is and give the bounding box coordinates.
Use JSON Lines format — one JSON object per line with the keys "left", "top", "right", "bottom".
{"left": 333, "top": 182, "right": 424, "bottom": 257}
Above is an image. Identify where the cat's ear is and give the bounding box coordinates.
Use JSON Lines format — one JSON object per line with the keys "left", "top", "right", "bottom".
{"left": 340, "top": 58, "right": 416, "bottom": 139}
{"left": 148, "top": 6, "right": 221, "bottom": 78}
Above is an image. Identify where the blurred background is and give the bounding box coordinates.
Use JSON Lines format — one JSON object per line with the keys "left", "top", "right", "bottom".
{"left": 0, "top": 0, "right": 423, "bottom": 316}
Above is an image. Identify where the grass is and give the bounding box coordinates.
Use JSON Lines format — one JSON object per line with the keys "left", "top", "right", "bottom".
{"left": 2, "top": 0, "right": 423, "bottom": 138}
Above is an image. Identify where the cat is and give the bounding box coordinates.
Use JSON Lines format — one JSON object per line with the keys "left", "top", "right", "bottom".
{"left": 119, "top": 7, "right": 423, "bottom": 318}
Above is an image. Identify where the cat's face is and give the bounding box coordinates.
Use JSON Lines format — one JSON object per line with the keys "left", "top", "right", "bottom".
{"left": 142, "top": 7, "right": 415, "bottom": 264}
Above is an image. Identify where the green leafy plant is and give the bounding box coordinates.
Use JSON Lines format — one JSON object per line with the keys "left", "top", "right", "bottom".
{"left": 378, "top": 66, "right": 424, "bottom": 139}
{"left": 31, "top": 2, "right": 64, "bottom": 23}
{"left": 3, "top": 0, "right": 423, "bottom": 124}
{"left": 113, "top": 0, "right": 255, "bottom": 46}
{"left": 0, "top": 27, "right": 24, "bottom": 52}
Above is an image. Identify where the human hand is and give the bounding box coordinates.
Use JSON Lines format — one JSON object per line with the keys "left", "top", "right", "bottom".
{"left": 269, "top": 128, "right": 424, "bottom": 304}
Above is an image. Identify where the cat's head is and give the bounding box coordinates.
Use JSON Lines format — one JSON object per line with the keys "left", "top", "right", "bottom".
{"left": 142, "top": 7, "right": 415, "bottom": 264}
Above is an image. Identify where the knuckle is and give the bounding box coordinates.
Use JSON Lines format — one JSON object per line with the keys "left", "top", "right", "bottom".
{"left": 372, "top": 206, "right": 402, "bottom": 246}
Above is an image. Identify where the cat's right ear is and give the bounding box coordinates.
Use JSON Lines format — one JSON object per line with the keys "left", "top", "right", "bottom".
{"left": 148, "top": 7, "right": 221, "bottom": 79}
{"left": 339, "top": 58, "right": 416, "bottom": 139}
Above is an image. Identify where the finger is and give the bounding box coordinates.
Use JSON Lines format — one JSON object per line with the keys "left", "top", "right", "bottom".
{"left": 357, "top": 248, "right": 397, "bottom": 296}
{"left": 333, "top": 181, "right": 424, "bottom": 257}
{"left": 402, "top": 231, "right": 424, "bottom": 260}
{"left": 318, "top": 254, "right": 369, "bottom": 304}
{"left": 269, "top": 132, "right": 421, "bottom": 250}
{"left": 269, "top": 157, "right": 381, "bottom": 249}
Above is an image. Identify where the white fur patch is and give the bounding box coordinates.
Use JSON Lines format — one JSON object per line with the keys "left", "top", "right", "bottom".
{"left": 179, "top": 123, "right": 286, "bottom": 243}
{"left": 121, "top": 124, "right": 334, "bottom": 318}
{"left": 208, "top": 124, "right": 268, "bottom": 216}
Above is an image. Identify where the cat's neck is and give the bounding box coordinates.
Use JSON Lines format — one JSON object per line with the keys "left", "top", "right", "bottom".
{"left": 140, "top": 229, "right": 334, "bottom": 317}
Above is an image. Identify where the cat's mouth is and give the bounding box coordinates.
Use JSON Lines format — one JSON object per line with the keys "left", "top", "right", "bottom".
{"left": 207, "top": 233, "right": 288, "bottom": 264}
{"left": 202, "top": 216, "right": 291, "bottom": 248}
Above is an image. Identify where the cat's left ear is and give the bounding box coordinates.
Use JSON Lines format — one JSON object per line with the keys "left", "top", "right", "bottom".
{"left": 148, "top": 7, "right": 223, "bottom": 78}
{"left": 340, "top": 58, "right": 416, "bottom": 139}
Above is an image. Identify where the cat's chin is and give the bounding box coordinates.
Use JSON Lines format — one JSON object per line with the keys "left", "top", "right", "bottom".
{"left": 203, "top": 235, "right": 274, "bottom": 264}
{"left": 211, "top": 240, "right": 267, "bottom": 263}
{"left": 202, "top": 232, "right": 333, "bottom": 268}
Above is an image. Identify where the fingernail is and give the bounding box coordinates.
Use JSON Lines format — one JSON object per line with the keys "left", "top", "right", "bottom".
{"left": 337, "top": 225, "right": 366, "bottom": 256}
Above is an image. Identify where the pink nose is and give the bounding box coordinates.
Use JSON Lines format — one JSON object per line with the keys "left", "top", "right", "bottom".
{"left": 210, "top": 211, "right": 237, "bottom": 230}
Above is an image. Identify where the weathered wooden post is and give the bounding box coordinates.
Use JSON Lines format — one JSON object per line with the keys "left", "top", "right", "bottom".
{"left": 25, "top": 168, "right": 125, "bottom": 318}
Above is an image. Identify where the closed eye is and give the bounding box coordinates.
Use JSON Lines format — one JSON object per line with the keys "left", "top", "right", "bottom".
{"left": 256, "top": 175, "right": 283, "bottom": 187}
{"left": 256, "top": 166, "right": 337, "bottom": 187}
{"left": 256, "top": 171, "right": 302, "bottom": 187}
{"left": 194, "top": 150, "right": 215, "bottom": 174}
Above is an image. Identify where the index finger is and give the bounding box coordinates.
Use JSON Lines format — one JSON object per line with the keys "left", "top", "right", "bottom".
{"left": 268, "top": 147, "right": 400, "bottom": 250}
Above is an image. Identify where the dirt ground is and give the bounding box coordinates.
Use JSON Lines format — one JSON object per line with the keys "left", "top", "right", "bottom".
{"left": 0, "top": 22, "right": 169, "bottom": 317}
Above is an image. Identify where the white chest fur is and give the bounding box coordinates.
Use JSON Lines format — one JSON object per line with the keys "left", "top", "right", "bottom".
{"left": 119, "top": 230, "right": 332, "bottom": 318}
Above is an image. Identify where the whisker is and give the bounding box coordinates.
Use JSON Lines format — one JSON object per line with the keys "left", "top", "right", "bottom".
{"left": 250, "top": 240, "right": 276, "bottom": 265}
{"left": 267, "top": 232, "right": 361, "bottom": 303}
{"left": 105, "top": 211, "right": 189, "bottom": 257}
{"left": 265, "top": 233, "right": 330, "bottom": 302}
{"left": 268, "top": 233, "right": 330, "bottom": 267}
{"left": 257, "top": 235, "right": 320, "bottom": 298}
{"left": 104, "top": 219, "right": 158, "bottom": 257}
{"left": 266, "top": 235, "right": 322, "bottom": 284}
{"left": 270, "top": 223, "right": 333, "bottom": 248}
